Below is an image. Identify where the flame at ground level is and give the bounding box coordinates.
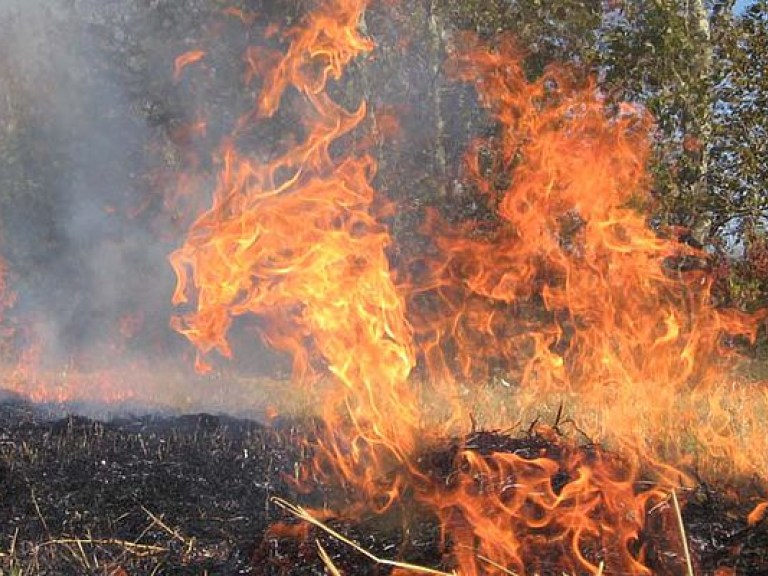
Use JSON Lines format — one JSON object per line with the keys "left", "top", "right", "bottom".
{"left": 0, "top": 2, "right": 764, "bottom": 571}
{"left": 167, "top": 0, "right": 768, "bottom": 573}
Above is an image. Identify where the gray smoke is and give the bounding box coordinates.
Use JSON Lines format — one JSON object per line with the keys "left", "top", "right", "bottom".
{"left": 1, "top": 0, "right": 204, "bottom": 354}
{"left": 0, "top": 0, "right": 470, "bottom": 416}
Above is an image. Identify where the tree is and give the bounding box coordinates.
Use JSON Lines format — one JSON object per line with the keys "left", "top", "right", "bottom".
{"left": 708, "top": 0, "right": 768, "bottom": 308}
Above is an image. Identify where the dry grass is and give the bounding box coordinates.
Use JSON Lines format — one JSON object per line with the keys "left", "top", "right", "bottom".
{"left": 274, "top": 497, "right": 618, "bottom": 576}
{"left": 672, "top": 490, "right": 695, "bottom": 576}
{"left": 272, "top": 497, "right": 456, "bottom": 575}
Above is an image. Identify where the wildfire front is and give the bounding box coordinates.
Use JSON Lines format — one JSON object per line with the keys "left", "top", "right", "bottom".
{"left": 0, "top": 1, "right": 767, "bottom": 574}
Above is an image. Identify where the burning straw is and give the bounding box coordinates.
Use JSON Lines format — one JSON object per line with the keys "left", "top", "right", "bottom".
{"left": 164, "top": 0, "right": 768, "bottom": 573}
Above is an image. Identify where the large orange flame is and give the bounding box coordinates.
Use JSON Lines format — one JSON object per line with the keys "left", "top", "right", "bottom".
{"left": 423, "top": 434, "right": 668, "bottom": 575}
{"left": 411, "top": 35, "right": 768, "bottom": 483}
{"left": 170, "top": 0, "right": 420, "bottom": 508}
{"left": 170, "top": 1, "right": 768, "bottom": 574}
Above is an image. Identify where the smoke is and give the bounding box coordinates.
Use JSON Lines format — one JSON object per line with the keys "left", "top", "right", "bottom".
{"left": 0, "top": 1, "right": 159, "bottom": 362}
{"left": 0, "top": 0, "right": 471, "bottom": 415}
{"left": 0, "top": 0, "right": 317, "bottom": 417}
{"left": 0, "top": 0, "right": 210, "bottom": 416}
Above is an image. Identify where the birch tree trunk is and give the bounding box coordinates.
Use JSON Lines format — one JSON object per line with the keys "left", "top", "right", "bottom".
{"left": 687, "top": 0, "right": 715, "bottom": 242}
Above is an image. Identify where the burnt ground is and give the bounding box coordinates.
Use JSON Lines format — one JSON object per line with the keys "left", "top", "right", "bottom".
{"left": 0, "top": 398, "right": 304, "bottom": 575}
{"left": 0, "top": 399, "right": 767, "bottom": 576}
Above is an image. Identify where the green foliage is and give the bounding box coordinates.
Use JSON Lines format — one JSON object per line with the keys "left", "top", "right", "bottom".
{"left": 600, "top": 2, "right": 714, "bottom": 229}
{"left": 442, "top": 0, "right": 603, "bottom": 76}
{"left": 706, "top": 2, "right": 768, "bottom": 309}
{"left": 710, "top": 1, "right": 768, "bottom": 234}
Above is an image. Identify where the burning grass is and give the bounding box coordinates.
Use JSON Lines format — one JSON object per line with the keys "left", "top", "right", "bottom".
{"left": 0, "top": 400, "right": 767, "bottom": 574}
{"left": 2, "top": 0, "right": 768, "bottom": 573}
{"left": 259, "top": 423, "right": 768, "bottom": 574}
{"left": 164, "top": 0, "right": 768, "bottom": 568}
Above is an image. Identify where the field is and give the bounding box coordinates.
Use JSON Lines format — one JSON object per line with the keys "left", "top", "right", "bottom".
{"left": 1, "top": 397, "right": 767, "bottom": 575}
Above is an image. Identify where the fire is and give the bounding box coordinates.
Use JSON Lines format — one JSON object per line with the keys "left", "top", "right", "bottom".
{"left": 170, "top": 0, "right": 419, "bottom": 505}
{"left": 748, "top": 501, "right": 768, "bottom": 527}
{"left": 169, "top": 1, "right": 768, "bottom": 574}
{"left": 173, "top": 49, "right": 206, "bottom": 81}
{"left": 422, "top": 432, "right": 668, "bottom": 576}
{"left": 409, "top": 34, "right": 767, "bottom": 482}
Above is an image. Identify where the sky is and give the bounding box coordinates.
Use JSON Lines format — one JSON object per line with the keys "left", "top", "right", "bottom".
{"left": 734, "top": 0, "right": 756, "bottom": 13}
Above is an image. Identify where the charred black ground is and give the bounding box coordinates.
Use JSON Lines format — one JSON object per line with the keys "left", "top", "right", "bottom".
{"left": 1, "top": 399, "right": 766, "bottom": 575}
